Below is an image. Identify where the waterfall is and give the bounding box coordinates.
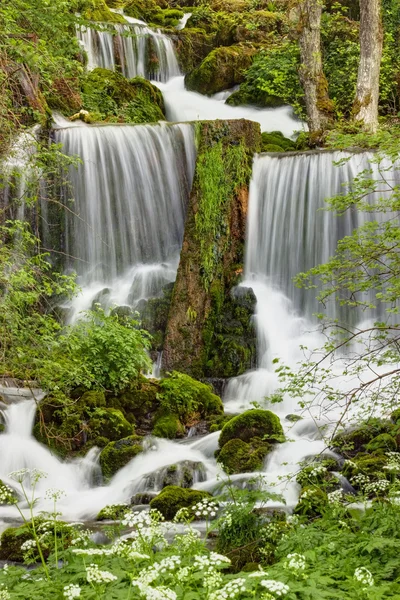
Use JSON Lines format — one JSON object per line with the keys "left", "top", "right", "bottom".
{"left": 51, "top": 123, "right": 196, "bottom": 317}
{"left": 76, "top": 23, "right": 180, "bottom": 82}
{"left": 224, "top": 151, "right": 400, "bottom": 415}
{"left": 246, "top": 151, "right": 399, "bottom": 324}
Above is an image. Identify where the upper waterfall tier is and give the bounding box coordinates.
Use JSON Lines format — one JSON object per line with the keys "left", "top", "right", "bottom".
{"left": 51, "top": 123, "right": 195, "bottom": 315}
{"left": 76, "top": 23, "right": 180, "bottom": 82}
{"left": 246, "top": 150, "right": 400, "bottom": 324}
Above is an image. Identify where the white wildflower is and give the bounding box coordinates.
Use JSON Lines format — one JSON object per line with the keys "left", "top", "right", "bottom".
{"left": 133, "top": 581, "right": 177, "bottom": 600}
{"left": 45, "top": 488, "right": 66, "bottom": 501}
{"left": 208, "top": 577, "right": 246, "bottom": 600}
{"left": 284, "top": 553, "right": 306, "bottom": 572}
{"left": 260, "top": 579, "right": 290, "bottom": 596}
{"left": 327, "top": 490, "right": 343, "bottom": 505}
{"left": 63, "top": 583, "right": 81, "bottom": 599}
{"left": 0, "top": 589, "right": 11, "bottom": 600}
{"left": 86, "top": 563, "right": 117, "bottom": 584}
{"left": 191, "top": 499, "right": 219, "bottom": 519}
{"left": 354, "top": 567, "right": 374, "bottom": 587}
{"left": 21, "top": 539, "right": 36, "bottom": 552}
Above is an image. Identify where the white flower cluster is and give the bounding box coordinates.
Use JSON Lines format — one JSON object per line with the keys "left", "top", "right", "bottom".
{"left": 203, "top": 568, "right": 223, "bottom": 591}
{"left": 286, "top": 515, "right": 299, "bottom": 526}
{"left": 86, "top": 563, "right": 117, "bottom": 584}
{"left": 208, "top": 577, "right": 246, "bottom": 600}
{"left": 354, "top": 567, "right": 374, "bottom": 587}
{"left": 0, "top": 589, "right": 10, "bottom": 600}
{"left": 173, "top": 507, "right": 191, "bottom": 523}
{"left": 21, "top": 539, "right": 36, "bottom": 552}
{"left": 122, "top": 509, "right": 164, "bottom": 529}
{"left": 173, "top": 526, "right": 201, "bottom": 551}
{"left": 327, "top": 490, "right": 343, "bottom": 505}
{"left": 70, "top": 529, "right": 91, "bottom": 547}
{"left": 45, "top": 488, "right": 66, "bottom": 501}
{"left": 133, "top": 581, "right": 177, "bottom": 600}
{"left": 384, "top": 452, "right": 400, "bottom": 472}
{"left": 285, "top": 553, "right": 306, "bottom": 572}
{"left": 364, "top": 480, "right": 389, "bottom": 495}
{"left": 140, "top": 556, "right": 181, "bottom": 585}
{"left": 193, "top": 552, "right": 230, "bottom": 571}
{"left": 260, "top": 579, "right": 290, "bottom": 596}
{"left": 350, "top": 474, "right": 370, "bottom": 489}
{"left": 344, "top": 459, "right": 357, "bottom": 469}
{"left": 63, "top": 584, "right": 81, "bottom": 599}
{"left": 0, "top": 483, "right": 15, "bottom": 505}
{"left": 9, "top": 468, "right": 47, "bottom": 483}
{"left": 299, "top": 488, "right": 318, "bottom": 500}
{"left": 192, "top": 499, "right": 218, "bottom": 519}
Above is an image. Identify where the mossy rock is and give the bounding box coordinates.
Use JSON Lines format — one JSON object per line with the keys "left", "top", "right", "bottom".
{"left": 81, "top": 70, "right": 165, "bottom": 124}
{"left": 152, "top": 414, "right": 185, "bottom": 439}
{"left": 82, "top": 0, "right": 126, "bottom": 22}
{"left": 110, "top": 377, "right": 160, "bottom": 428}
{"left": 157, "top": 371, "right": 224, "bottom": 424}
{"left": 78, "top": 390, "right": 106, "bottom": 408}
{"left": 185, "top": 45, "right": 257, "bottom": 95}
{"left": 208, "top": 413, "right": 236, "bottom": 433}
{"left": 149, "top": 485, "right": 213, "bottom": 520}
{"left": 88, "top": 408, "right": 133, "bottom": 441}
{"left": 96, "top": 503, "right": 129, "bottom": 520}
{"left": 391, "top": 408, "right": 400, "bottom": 424}
{"left": 0, "top": 526, "right": 34, "bottom": 562}
{"left": 342, "top": 452, "right": 388, "bottom": 481}
{"left": 143, "top": 461, "right": 206, "bottom": 489}
{"left": 100, "top": 435, "right": 143, "bottom": 479}
{"left": 365, "top": 433, "right": 397, "bottom": 453}
{"left": 261, "top": 131, "right": 296, "bottom": 153}
{"left": 226, "top": 86, "right": 285, "bottom": 108}
{"left": 332, "top": 418, "right": 394, "bottom": 458}
{"left": 175, "top": 28, "right": 215, "bottom": 72}
{"left": 219, "top": 409, "right": 283, "bottom": 448}
{"left": 217, "top": 437, "right": 271, "bottom": 474}
{"left": 124, "top": 0, "right": 160, "bottom": 21}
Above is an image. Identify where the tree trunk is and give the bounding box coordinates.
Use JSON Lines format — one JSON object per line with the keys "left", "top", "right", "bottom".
{"left": 353, "top": 0, "right": 383, "bottom": 132}
{"left": 298, "top": 0, "right": 333, "bottom": 134}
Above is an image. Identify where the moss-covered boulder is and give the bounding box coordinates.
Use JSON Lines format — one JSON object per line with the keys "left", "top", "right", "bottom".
{"left": 157, "top": 371, "right": 224, "bottom": 424}
{"left": 175, "top": 28, "right": 215, "bottom": 73}
{"left": 261, "top": 131, "right": 296, "bottom": 153}
{"left": 331, "top": 418, "right": 395, "bottom": 458}
{"left": 88, "top": 408, "right": 133, "bottom": 441}
{"left": 152, "top": 414, "right": 185, "bottom": 439}
{"left": 81, "top": 69, "right": 165, "bottom": 123}
{"left": 143, "top": 461, "right": 206, "bottom": 489}
{"left": 217, "top": 438, "right": 270, "bottom": 473}
{"left": 100, "top": 435, "right": 143, "bottom": 479}
{"left": 219, "top": 409, "right": 284, "bottom": 447}
{"left": 109, "top": 377, "right": 160, "bottom": 433}
{"left": 150, "top": 485, "right": 213, "bottom": 520}
{"left": 0, "top": 526, "right": 35, "bottom": 562}
{"left": 96, "top": 503, "right": 129, "bottom": 521}
{"left": 185, "top": 45, "right": 257, "bottom": 95}
{"left": 82, "top": 0, "right": 126, "bottom": 22}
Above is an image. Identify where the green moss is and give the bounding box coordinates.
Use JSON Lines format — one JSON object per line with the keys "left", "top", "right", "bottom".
{"left": 88, "top": 408, "right": 133, "bottom": 441}
{"left": 261, "top": 131, "right": 296, "bottom": 153}
{"left": 82, "top": 0, "right": 126, "bottom": 22}
{"left": 157, "top": 371, "right": 223, "bottom": 423}
{"left": 152, "top": 414, "right": 185, "bottom": 439}
{"left": 78, "top": 390, "right": 106, "bottom": 408}
{"left": 195, "top": 137, "right": 251, "bottom": 290}
{"left": 332, "top": 418, "right": 395, "bottom": 458}
{"left": 175, "top": 28, "right": 215, "bottom": 73}
{"left": 124, "top": 0, "right": 159, "bottom": 21}
{"left": 219, "top": 409, "right": 284, "bottom": 447}
{"left": 217, "top": 437, "right": 271, "bottom": 474}
{"left": 342, "top": 453, "right": 388, "bottom": 481}
{"left": 0, "top": 525, "right": 32, "bottom": 562}
{"left": 185, "top": 45, "right": 256, "bottom": 95}
{"left": 365, "top": 433, "right": 397, "bottom": 453}
{"left": 96, "top": 503, "right": 129, "bottom": 520}
{"left": 391, "top": 408, "right": 400, "bottom": 423}
{"left": 100, "top": 435, "right": 143, "bottom": 479}
{"left": 149, "top": 485, "right": 213, "bottom": 520}
{"left": 81, "top": 70, "right": 165, "bottom": 124}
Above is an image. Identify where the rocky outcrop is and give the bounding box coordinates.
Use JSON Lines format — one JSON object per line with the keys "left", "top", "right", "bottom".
{"left": 163, "top": 119, "right": 261, "bottom": 378}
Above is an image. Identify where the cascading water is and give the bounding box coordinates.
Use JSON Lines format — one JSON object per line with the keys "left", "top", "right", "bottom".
{"left": 50, "top": 122, "right": 195, "bottom": 318}
{"left": 76, "top": 22, "right": 180, "bottom": 81}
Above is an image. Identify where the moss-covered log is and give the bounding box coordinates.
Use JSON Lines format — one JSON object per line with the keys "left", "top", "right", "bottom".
{"left": 163, "top": 119, "right": 261, "bottom": 378}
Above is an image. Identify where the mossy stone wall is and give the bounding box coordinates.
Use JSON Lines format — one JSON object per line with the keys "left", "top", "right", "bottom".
{"left": 163, "top": 119, "right": 261, "bottom": 378}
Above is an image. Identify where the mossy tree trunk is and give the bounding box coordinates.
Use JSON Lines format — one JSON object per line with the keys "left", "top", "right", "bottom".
{"left": 353, "top": 0, "right": 383, "bottom": 132}
{"left": 298, "top": 0, "right": 333, "bottom": 134}
{"left": 163, "top": 119, "right": 261, "bottom": 378}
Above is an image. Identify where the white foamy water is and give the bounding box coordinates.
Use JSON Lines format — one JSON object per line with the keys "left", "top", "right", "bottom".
{"left": 155, "top": 76, "right": 304, "bottom": 137}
